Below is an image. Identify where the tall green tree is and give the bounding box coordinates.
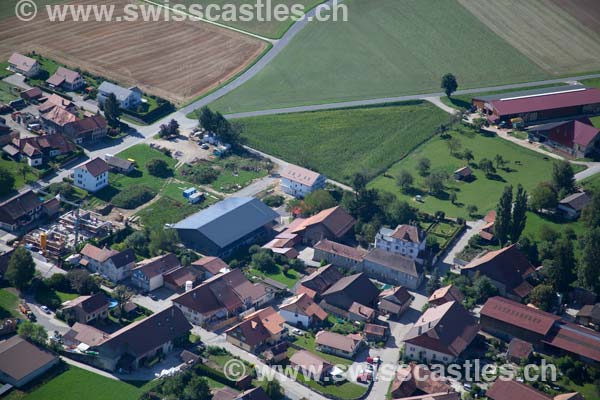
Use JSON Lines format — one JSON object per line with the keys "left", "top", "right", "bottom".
{"left": 578, "top": 227, "right": 600, "bottom": 294}
{"left": 103, "top": 92, "right": 121, "bottom": 128}
{"left": 529, "top": 284, "right": 557, "bottom": 312}
{"left": 426, "top": 268, "right": 441, "bottom": 295}
{"left": 17, "top": 321, "right": 48, "bottom": 346}
{"left": 510, "top": 184, "right": 527, "bottom": 243}
{"left": 551, "top": 160, "right": 575, "bottom": 196}
{"left": 6, "top": 247, "right": 35, "bottom": 290}
{"left": 0, "top": 167, "right": 16, "bottom": 197}
{"left": 544, "top": 237, "right": 576, "bottom": 293}
{"left": 264, "top": 379, "right": 285, "bottom": 400}
{"left": 198, "top": 106, "right": 216, "bottom": 132}
{"left": 494, "top": 186, "right": 513, "bottom": 246}
{"left": 581, "top": 190, "right": 600, "bottom": 229}
{"left": 530, "top": 182, "right": 557, "bottom": 212}
{"left": 441, "top": 73, "right": 458, "bottom": 97}
{"left": 113, "top": 285, "right": 133, "bottom": 322}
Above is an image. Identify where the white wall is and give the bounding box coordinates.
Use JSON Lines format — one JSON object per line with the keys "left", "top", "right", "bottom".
{"left": 280, "top": 309, "right": 311, "bottom": 327}
{"left": 73, "top": 167, "right": 108, "bottom": 192}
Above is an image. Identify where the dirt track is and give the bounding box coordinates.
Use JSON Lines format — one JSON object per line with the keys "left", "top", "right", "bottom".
{"left": 0, "top": 0, "right": 266, "bottom": 105}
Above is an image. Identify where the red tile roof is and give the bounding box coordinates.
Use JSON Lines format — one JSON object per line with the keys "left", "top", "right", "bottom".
{"left": 480, "top": 296, "right": 560, "bottom": 336}
{"left": 80, "top": 157, "right": 109, "bottom": 177}
{"left": 291, "top": 206, "right": 355, "bottom": 238}
{"left": 192, "top": 256, "right": 229, "bottom": 275}
{"left": 543, "top": 322, "right": 600, "bottom": 363}
{"left": 461, "top": 244, "right": 535, "bottom": 299}
{"left": 487, "top": 380, "right": 551, "bottom": 400}
{"left": 506, "top": 337, "right": 534, "bottom": 360}
{"left": 316, "top": 330, "right": 361, "bottom": 353}
{"left": 279, "top": 293, "right": 328, "bottom": 321}
{"left": 313, "top": 239, "right": 367, "bottom": 261}
{"left": 489, "top": 87, "right": 600, "bottom": 117}
{"left": 280, "top": 164, "right": 323, "bottom": 187}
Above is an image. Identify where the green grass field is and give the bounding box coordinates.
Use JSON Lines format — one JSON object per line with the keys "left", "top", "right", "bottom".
{"left": 209, "top": 0, "right": 548, "bottom": 113}
{"left": 0, "top": 289, "right": 20, "bottom": 319}
{"left": 237, "top": 101, "right": 449, "bottom": 183}
{"left": 247, "top": 267, "right": 301, "bottom": 288}
{"left": 0, "top": 81, "right": 19, "bottom": 103}
{"left": 370, "top": 128, "right": 558, "bottom": 219}
{"left": 20, "top": 367, "right": 156, "bottom": 400}
{"left": 158, "top": 0, "right": 323, "bottom": 39}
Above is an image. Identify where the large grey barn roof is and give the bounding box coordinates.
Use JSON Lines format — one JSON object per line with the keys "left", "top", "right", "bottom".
{"left": 472, "top": 85, "right": 585, "bottom": 102}
{"left": 173, "top": 197, "right": 279, "bottom": 248}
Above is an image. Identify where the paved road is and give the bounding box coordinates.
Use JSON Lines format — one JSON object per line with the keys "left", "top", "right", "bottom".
{"left": 221, "top": 74, "right": 600, "bottom": 120}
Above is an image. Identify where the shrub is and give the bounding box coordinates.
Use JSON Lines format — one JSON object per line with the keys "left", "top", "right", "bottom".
{"left": 184, "top": 165, "right": 219, "bottom": 185}
{"left": 112, "top": 185, "right": 156, "bottom": 209}
{"left": 146, "top": 159, "right": 172, "bottom": 178}
{"left": 263, "top": 195, "right": 284, "bottom": 208}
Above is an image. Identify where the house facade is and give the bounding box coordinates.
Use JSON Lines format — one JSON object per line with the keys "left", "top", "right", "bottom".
{"left": 64, "top": 115, "right": 109, "bottom": 144}
{"left": 0, "top": 190, "right": 44, "bottom": 232}
{"left": 46, "top": 67, "right": 85, "bottom": 91}
{"left": 80, "top": 244, "right": 135, "bottom": 283}
{"left": 279, "top": 164, "right": 326, "bottom": 198}
{"left": 131, "top": 253, "right": 181, "bottom": 292}
{"left": 279, "top": 293, "right": 328, "bottom": 328}
{"left": 73, "top": 158, "right": 109, "bottom": 192}
{"left": 8, "top": 53, "right": 40, "bottom": 77}
{"left": 61, "top": 292, "right": 109, "bottom": 324}
{"left": 363, "top": 248, "right": 423, "bottom": 289}
{"left": 374, "top": 224, "right": 426, "bottom": 262}
{"left": 97, "top": 82, "right": 142, "bottom": 110}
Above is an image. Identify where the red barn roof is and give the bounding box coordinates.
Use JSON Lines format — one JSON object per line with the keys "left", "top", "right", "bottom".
{"left": 489, "top": 87, "right": 600, "bottom": 116}
{"left": 480, "top": 296, "right": 560, "bottom": 336}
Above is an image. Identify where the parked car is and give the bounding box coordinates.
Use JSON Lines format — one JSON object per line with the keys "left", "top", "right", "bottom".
{"left": 40, "top": 306, "right": 51, "bottom": 314}
{"left": 149, "top": 294, "right": 158, "bottom": 301}
{"left": 292, "top": 328, "right": 303, "bottom": 336}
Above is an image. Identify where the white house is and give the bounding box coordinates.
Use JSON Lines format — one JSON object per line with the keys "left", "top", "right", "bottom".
{"left": 97, "top": 81, "right": 142, "bottom": 110}
{"left": 280, "top": 164, "right": 326, "bottom": 198}
{"left": 8, "top": 53, "right": 40, "bottom": 77}
{"left": 279, "top": 293, "right": 328, "bottom": 328}
{"left": 79, "top": 244, "right": 136, "bottom": 283}
{"left": 73, "top": 158, "right": 109, "bottom": 192}
{"left": 131, "top": 253, "right": 181, "bottom": 293}
{"left": 375, "top": 224, "right": 426, "bottom": 262}
{"left": 46, "top": 67, "right": 85, "bottom": 91}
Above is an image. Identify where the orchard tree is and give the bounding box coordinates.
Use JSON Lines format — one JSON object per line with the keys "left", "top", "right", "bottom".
{"left": 552, "top": 160, "right": 575, "bottom": 196}
{"left": 417, "top": 157, "right": 431, "bottom": 176}
{"left": 530, "top": 182, "right": 557, "bottom": 212}
{"left": 396, "top": 170, "right": 414, "bottom": 192}
{"left": 441, "top": 73, "right": 458, "bottom": 97}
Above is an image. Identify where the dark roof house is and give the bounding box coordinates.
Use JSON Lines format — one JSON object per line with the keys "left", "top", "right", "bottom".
{"left": 173, "top": 197, "right": 279, "bottom": 256}
{"left": 0, "top": 336, "right": 59, "bottom": 387}
{"left": 460, "top": 245, "right": 535, "bottom": 300}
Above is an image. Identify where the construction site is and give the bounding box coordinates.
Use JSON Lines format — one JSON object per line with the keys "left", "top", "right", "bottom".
{"left": 24, "top": 209, "right": 116, "bottom": 261}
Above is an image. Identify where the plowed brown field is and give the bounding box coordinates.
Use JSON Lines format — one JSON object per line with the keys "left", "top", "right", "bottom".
{"left": 0, "top": 0, "right": 266, "bottom": 105}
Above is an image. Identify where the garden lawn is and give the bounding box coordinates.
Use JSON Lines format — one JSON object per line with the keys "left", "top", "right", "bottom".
{"left": 582, "top": 172, "right": 600, "bottom": 192}
{"left": 237, "top": 101, "right": 450, "bottom": 183}
{"left": 157, "top": 0, "right": 324, "bottom": 39}
{"left": 522, "top": 211, "right": 584, "bottom": 246}
{"left": 93, "top": 144, "right": 177, "bottom": 202}
{"left": 295, "top": 373, "right": 368, "bottom": 400}
{"left": 290, "top": 334, "right": 354, "bottom": 367}
{"left": 0, "top": 289, "right": 20, "bottom": 319}
{"left": 210, "top": 0, "right": 548, "bottom": 113}
{"left": 247, "top": 267, "right": 301, "bottom": 288}
{"left": 370, "top": 129, "right": 557, "bottom": 219}
{"left": 21, "top": 366, "right": 156, "bottom": 400}
{"left": 0, "top": 81, "right": 19, "bottom": 103}
{"left": 0, "top": 159, "right": 39, "bottom": 195}
{"left": 135, "top": 196, "right": 217, "bottom": 228}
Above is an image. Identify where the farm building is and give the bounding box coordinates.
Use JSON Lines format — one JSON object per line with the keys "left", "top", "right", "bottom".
{"left": 558, "top": 191, "right": 592, "bottom": 219}
{"left": 472, "top": 85, "right": 600, "bottom": 126}
{"left": 0, "top": 336, "right": 59, "bottom": 388}
{"left": 172, "top": 197, "right": 279, "bottom": 256}
{"left": 527, "top": 118, "right": 600, "bottom": 158}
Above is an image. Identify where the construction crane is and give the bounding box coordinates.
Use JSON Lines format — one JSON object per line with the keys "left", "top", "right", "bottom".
{"left": 36, "top": 189, "right": 83, "bottom": 246}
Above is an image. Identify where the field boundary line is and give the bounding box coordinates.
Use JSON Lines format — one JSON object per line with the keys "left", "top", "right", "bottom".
{"left": 140, "top": 0, "right": 277, "bottom": 43}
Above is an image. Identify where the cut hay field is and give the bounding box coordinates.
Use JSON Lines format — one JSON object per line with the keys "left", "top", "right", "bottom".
{"left": 209, "top": 0, "right": 550, "bottom": 114}
{"left": 370, "top": 128, "right": 558, "bottom": 219}
{"left": 0, "top": 0, "right": 266, "bottom": 105}
{"left": 236, "top": 101, "right": 450, "bottom": 184}
{"left": 459, "top": 0, "right": 600, "bottom": 75}
{"left": 158, "top": 0, "right": 324, "bottom": 39}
